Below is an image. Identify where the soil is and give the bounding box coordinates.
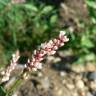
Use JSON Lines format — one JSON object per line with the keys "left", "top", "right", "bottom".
{"left": 59, "top": 0, "right": 89, "bottom": 31}
{"left": 12, "top": 54, "right": 96, "bottom": 96}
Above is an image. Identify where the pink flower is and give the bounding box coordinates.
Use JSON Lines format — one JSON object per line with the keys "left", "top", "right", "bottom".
{"left": 1, "top": 50, "right": 20, "bottom": 82}
{"left": 0, "top": 31, "right": 69, "bottom": 81}
{"left": 23, "top": 31, "right": 69, "bottom": 74}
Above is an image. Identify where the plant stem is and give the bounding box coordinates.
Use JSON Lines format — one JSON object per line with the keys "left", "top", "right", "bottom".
{"left": 8, "top": 77, "right": 22, "bottom": 95}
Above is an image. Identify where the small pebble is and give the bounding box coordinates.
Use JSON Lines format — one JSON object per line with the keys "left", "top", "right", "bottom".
{"left": 72, "top": 64, "right": 85, "bottom": 73}
{"left": 66, "top": 83, "right": 75, "bottom": 90}
{"left": 72, "top": 92, "right": 78, "bottom": 96}
{"left": 57, "top": 89, "right": 63, "bottom": 96}
{"left": 68, "top": 27, "right": 74, "bottom": 33}
{"left": 53, "top": 57, "right": 61, "bottom": 63}
{"left": 87, "top": 92, "right": 94, "bottom": 96}
{"left": 38, "top": 72, "right": 43, "bottom": 77}
{"left": 87, "top": 72, "right": 96, "bottom": 80}
{"left": 62, "top": 79, "right": 66, "bottom": 84}
{"left": 41, "top": 77, "right": 50, "bottom": 90}
{"left": 90, "top": 81, "right": 96, "bottom": 90}
{"left": 75, "top": 80, "right": 85, "bottom": 89}
{"left": 60, "top": 71, "right": 66, "bottom": 77}
{"left": 85, "top": 63, "right": 96, "bottom": 72}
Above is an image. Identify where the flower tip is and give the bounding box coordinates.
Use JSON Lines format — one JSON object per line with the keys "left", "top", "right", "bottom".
{"left": 67, "top": 37, "right": 69, "bottom": 41}
{"left": 60, "top": 31, "right": 66, "bottom": 35}
{"left": 65, "top": 36, "right": 69, "bottom": 42}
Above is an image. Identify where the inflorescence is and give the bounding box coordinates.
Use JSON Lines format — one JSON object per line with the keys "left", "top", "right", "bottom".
{"left": 1, "top": 31, "right": 69, "bottom": 82}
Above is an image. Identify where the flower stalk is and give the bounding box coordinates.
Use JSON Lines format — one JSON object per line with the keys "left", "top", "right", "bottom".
{"left": 1, "top": 31, "right": 69, "bottom": 81}
{"left": 1, "top": 50, "right": 20, "bottom": 82}
{"left": 23, "top": 31, "right": 69, "bottom": 78}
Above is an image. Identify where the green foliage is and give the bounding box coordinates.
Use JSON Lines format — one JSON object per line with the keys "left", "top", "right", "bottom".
{"left": 86, "top": 0, "right": 96, "bottom": 23}
{"left": 0, "top": 86, "right": 9, "bottom": 96}
{"left": 67, "top": 0, "right": 96, "bottom": 64}
{"left": 0, "top": 0, "right": 59, "bottom": 64}
{"left": 0, "top": 0, "right": 96, "bottom": 65}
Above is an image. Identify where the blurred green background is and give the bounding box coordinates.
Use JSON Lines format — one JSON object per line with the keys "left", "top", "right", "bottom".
{"left": 0, "top": 0, "right": 96, "bottom": 67}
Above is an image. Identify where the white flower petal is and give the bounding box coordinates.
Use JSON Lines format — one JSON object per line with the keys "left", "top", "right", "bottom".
{"left": 59, "top": 31, "right": 65, "bottom": 39}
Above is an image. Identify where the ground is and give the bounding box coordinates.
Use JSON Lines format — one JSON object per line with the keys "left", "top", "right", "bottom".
{"left": 11, "top": 53, "right": 96, "bottom": 96}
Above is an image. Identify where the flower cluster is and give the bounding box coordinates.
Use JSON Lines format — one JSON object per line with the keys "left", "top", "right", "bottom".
{"left": 0, "top": 31, "right": 69, "bottom": 81}
{"left": 23, "top": 31, "right": 69, "bottom": 73}
{"left": 1, "top": 50, "right": 20, "bottom": 82}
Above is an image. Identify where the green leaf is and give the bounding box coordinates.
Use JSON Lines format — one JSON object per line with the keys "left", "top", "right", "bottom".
{"left": 41, "top": 6, "right": 53, "bottom": 14}
{"left": 92, "top": 26, "right": 96, "bottom": 34}
{"left": 75, "top": 53, "right": 96, "bottom": 64}
{"left": 81, "top": 36, "right": 94, "bottom": 48}
{"left": 0, "top": 0, "right": 9, "bottom": 10}
{"left": 0, "top": 0, "right": 9, "bottom": 6}
{"left": 75, "top": 57, "right": 84, "bottom": 64}
{"left": 86, "top": 0, "right": 96, "bottom": 9}
{"left": 91, "top": 17, "right": 96, "bottom": 23}
{"left": 23, "top": 4, "right": 38, "bottom": 12}
{"left": 85, "top": 53, "right": 95, "bottom": 61}
{"left": 50, "top": 15, "right": 57, "bottom": 25}
{"left": 0, "top": 86, "right": 8, "bottom": 96}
